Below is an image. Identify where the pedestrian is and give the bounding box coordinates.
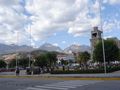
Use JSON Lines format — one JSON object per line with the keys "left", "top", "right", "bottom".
{"left": 16, "top": 67, "right": 20, "bottom": 76}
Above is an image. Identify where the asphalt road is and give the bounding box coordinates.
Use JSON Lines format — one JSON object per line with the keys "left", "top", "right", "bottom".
{"left": 0, "top": 78, "right": 120, "bottom": 90}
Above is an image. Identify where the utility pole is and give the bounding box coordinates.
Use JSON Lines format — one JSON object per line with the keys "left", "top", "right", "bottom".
{"left": 29, "top": 25, "right": 32, "bottom": 68}
{"left": 16, "top": 31, "right": 19, "bottom": 68}
{"left": 99, "top": 0, "right": 107, "bottom": 74}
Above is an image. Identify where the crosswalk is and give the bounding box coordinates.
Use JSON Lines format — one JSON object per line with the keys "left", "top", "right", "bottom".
{"left": 23, "top": 80, "right": 101, "bottom": 90}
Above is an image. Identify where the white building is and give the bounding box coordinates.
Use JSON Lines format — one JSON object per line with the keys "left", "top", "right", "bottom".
{"left": 57, "top": 54, "right": 75, "bottom": 64}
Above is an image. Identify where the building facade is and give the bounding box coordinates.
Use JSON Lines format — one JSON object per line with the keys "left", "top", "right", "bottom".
{"left": 57, "top": 54, "right": 75, "bottom": 64}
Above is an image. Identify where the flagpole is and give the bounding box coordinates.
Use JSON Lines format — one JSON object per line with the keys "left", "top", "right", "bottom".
{"left": 99, "top": 0, "right": 107, "bottom": 74}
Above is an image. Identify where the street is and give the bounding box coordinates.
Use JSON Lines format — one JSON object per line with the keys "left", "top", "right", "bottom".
{"left": 0, "top": 78, "right": 120, "bottom": 90}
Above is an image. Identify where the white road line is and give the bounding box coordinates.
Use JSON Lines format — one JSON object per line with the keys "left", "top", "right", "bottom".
{"left": 43, "top": 81, "right": 97, "bottom": 89}
{"left": 35, "top": 85, "right": 68, "bottom": 90}
{"left": 46, "top": 83, "right": 86, "bottom": 87}
{"left": 55, "top": 81, "right": 100, "bottom": 86}
{"left": 27, "top": 87, "right": 49, "bottom": 90}
{"left": 51, "top": 83, "right": 87, "bottom": 87}
{"left": 45, "top": 84, "right": 76, "bottom": 88}
{"left": 24, "top": 81, "right": 101, "bottom": 90}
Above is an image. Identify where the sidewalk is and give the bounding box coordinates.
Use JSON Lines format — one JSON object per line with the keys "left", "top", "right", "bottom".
{"left": 0, "top": 70, "right": 120, "bottom": 78}
{"left": 47, "top": 73, "right": 120, "bottom": 78}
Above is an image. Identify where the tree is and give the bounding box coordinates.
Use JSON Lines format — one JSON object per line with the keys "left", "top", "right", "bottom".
{"left": 77, "top": 51, "right": 90, "bottom": 69}
{"left": 119, "top": 49, "right": 120, "bottom": 60}
{"left": 9, "top": 59, "right": 16, "bottom": 68}
{"left": 9, "top": 57, "right": 32, "bottom": 68}
{"left": 34, "top": 54, "right": 48, "bottom": 69}
{"left": 18, "top": 57, "right": 30, "bottom": 68}
{"left": 93, "top": 40, "right": 119, "bottom": 64}
{"left": 61, "top": 59, "right": 69, "bottom": 71}
{"left": 0, "top": 60, "right": 7, "bottom": 68}
{"left": 46, "top": 52, "right": 57, "bottom": 70}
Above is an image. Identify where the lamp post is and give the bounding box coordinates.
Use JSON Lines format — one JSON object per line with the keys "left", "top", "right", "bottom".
{"left": 99, "top": 0, "right": 107, "bottom": 74}
{"left": 16, "top": 31, "right": 19, "bottom": 69}
{"left": 28, "top": 24, "right": 32, "bottom": 68}
{"left": 6, "top": 61, "right": 9, "bottom": 70}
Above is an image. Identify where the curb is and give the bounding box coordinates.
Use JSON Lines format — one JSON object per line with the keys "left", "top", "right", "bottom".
{"left": 0, "top": 75, "right": 120, "bottom": 80}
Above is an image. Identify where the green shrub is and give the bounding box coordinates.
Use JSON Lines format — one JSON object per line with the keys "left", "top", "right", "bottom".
{"left": 51, "top": 66, "right": 120, "bottom": 74}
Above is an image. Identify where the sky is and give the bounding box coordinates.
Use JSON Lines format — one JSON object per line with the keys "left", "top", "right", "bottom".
{"left": 0, "top": 0, "right": 120, "bottom": 49}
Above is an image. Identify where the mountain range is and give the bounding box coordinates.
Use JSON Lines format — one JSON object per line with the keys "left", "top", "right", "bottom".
{"left": 39, "top": 43, "right": 62, "bottom": 52}
{"left": 0, "top": 43, "right": 91, "bottom": 55}
{"left": 0, "top": 43, "right": 34, "bottom": 55}
{"left": 64, "top": 44, "right": 91, "bottom": 53}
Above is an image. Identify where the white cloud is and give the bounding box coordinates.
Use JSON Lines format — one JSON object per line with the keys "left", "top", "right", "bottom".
{"left": 103, "top": 0, "right": 108, "bottom": 4}
{"left": 103, "top": 0, "right": 120, "bottom": 5}
{"left": 104, "top": 35, "right": 113, "bottom": 39}
{"left": 62, "top": 41, "right": 66, "bottom": 44}
{"left": 109, "top": 0, "right": 120, "bottom": 5}
{"left": 25, "top": 0, "right": 101, "bottom": 39}
{"left": 0, "top": 0, "right": 19, "bottom": 6}
{"left": 0, "top": 0, "right": 29, "bottom": 45}
{"left": 53, "top": 33, "right": 57, "bottom": 36}
{"left": 53, "top": 43, "right": 58, "bottom": 47}
{"left": 73, "top": 42, "right": 80, "bottom": 46}
{"left": 103, "top": 19, "right": 120, "bottom": 32}
{"left": 0, "top": 0, "right": 119, "bottom": 46}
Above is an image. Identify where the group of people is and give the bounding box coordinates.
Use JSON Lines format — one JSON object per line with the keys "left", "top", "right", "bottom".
{"left": 15, "top": 67, "right": 49, "bottom": 76}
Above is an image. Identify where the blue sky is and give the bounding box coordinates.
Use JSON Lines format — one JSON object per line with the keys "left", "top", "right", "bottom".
{"left": 0, "top": 0, "right": 120, "bottom": 49}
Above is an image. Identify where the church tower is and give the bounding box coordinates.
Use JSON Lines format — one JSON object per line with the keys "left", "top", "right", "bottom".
{"left": 90, "top": 27, "right": 102, "bottom": 60}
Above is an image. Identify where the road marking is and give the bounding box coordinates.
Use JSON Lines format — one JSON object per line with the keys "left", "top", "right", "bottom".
{"left": 27, "top": 87, "right": 49, "bottom": 90}
{"left": 23, "top": 80, "right": 102, "bottom": 90}
{"left": 45, "top": 80, "right": 97, "bottom": 87}
{"left": 35, "top": 85, "right": 68, "bottom": 90}
{"left": 46, "top": 84, "right": 76, "bottom": 88}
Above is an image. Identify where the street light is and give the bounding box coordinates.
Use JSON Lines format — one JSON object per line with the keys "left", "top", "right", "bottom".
{"left": 99, "top": 0, "right": 107, "bottom": 74}
{"left": 28, "top": 24, "right": 32, "bottom": 68}
{"left": 16, "top": 31, "right": 19, "bottom": 69}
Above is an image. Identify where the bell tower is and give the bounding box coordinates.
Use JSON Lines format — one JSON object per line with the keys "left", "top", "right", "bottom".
{"left": 90, "top": 27, "right": 102, "bottom": 50}
{"left": 90, "top": 27, "right": 102, "bottom": 60}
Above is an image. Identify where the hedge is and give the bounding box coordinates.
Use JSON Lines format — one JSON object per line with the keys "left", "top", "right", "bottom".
{"left": 51, "top": 66, "right": 120, "bottom": 74}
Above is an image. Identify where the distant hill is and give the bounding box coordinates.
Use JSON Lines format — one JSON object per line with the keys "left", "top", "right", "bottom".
{"left": 39, "top": 43, "right": 62, "bottom": 52}
{"left": 64, "top": 44, "right": 91, "bottom": 53}
{"left": 0, "top": 43, "right": 34, "bottom": 55}
{"left": 0, "top": 43, "right": 91, "bottom": 55}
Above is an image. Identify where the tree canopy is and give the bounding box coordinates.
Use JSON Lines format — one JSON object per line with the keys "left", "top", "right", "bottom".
{"left": 77, "top": 51, "right": 90, "bottom": 64}
{"left": 18, "top": 57, "right": 30, "bottom": 68}
{"left": 34, "top": 54, "right": 48, "bottom": 68}
{"left": 0, "top": 60, "right": 7, "bottom": 68}
{"left": 93, "top": 40, "right": 119, "bottom": 63}
{"left": 46, "top": 52, "right": 57, "bottom": 67}
{"left": 77, "top": 51, "right": 90, "bottom": 70}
